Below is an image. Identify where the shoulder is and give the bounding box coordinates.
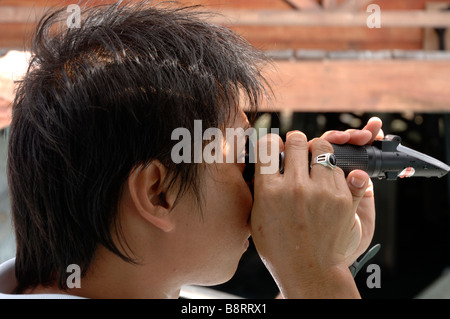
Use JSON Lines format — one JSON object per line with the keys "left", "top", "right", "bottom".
{"left": 0, "top": 258, "right": 85, "bottom": 299}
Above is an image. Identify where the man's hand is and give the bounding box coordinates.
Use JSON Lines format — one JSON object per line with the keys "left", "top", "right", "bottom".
{"left": 250, "top": 132, "right": 366, "bottom": 298}
{"left": 321, "top": 117, "right": 383, "bottom": 265}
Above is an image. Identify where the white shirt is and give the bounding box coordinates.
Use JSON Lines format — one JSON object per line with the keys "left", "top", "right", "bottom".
{"left": 0, "top": 258, "right": 84, "bottom": 299}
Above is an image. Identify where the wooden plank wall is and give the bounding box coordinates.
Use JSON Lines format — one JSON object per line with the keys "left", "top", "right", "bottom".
{"left": 1, "top": 0, "right": 449, "bottom": 112}
{"left": 265, "top": 60, "right": 450, "bottom": 112}
{"left": 0, "top": 0, "right": 434, "bottom": 50}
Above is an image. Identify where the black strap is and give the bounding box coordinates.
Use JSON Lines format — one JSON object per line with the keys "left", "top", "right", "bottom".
{"left": 349, "top": 244, "right": 381, "bottom": 278}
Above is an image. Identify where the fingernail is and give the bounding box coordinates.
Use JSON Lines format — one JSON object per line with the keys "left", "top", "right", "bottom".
{"left": 368, "top": 116, "right": 382, "bottom": 123}
{"left": 351, "top": 176, "right": 366, "bottom": 188}
{"left": 287, "top": 130, "right": 307, "bottom": 139}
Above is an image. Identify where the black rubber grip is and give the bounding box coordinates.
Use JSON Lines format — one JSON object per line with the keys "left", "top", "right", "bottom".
{"left": 331, "top": 144, "right": 369, "bottom": 176}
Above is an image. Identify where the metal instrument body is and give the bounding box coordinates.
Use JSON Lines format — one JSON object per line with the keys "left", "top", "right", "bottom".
{"left": 331, "top": 135, "right": 450, "bottom": 180}
{"left": 244, "top": 135, "right": 450, "bottom": 181}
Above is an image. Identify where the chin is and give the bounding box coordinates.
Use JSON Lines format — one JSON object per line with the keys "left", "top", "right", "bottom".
{"left": 204, "top": 273, "right": 236, "bottom": 287}
{"left": 198, "top": 257, "right": 242, "bottom": 287}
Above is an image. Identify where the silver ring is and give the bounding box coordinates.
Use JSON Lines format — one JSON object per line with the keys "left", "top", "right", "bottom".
{"left": 311, "top": 153, "right": 337, "bottom": 170}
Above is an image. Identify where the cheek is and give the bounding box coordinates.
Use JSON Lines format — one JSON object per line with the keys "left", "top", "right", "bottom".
{"left": 196, "top": 167, "right": 249, "bottom": 227}
{"left": 171, "top": 170, "right": 252, "bottom": 284}
{"left": 233, "top": 181, "right": 253, "bottom": 219}
{"left": 217, "top": 172, "right": 253, "bottom": 226}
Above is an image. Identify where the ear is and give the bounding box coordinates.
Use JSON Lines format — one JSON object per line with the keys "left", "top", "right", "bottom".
{"left": 128, "top": 161, "right": 175, "bottom": 232}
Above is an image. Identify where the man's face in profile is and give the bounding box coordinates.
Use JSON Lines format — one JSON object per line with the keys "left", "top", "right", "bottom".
{"left": 160, "top": 109, "right": 253, "bottom": 286}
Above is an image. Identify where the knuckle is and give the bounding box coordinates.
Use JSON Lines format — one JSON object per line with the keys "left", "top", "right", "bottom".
{"left": 310, "top": 184, "right": 330, "bottom": 200}
{"left": 335, "top": 191, "right": 353, "bottom": 211}
{"left": 285, "top": 131, "right": 308, "bottom": 151}
{"left": 334, "top": 167, "right": 345, "bottom": 178}
{"left": 259, "top": 182, "right": 280, "bottom": 198}
{"left": 336, "top": 192, "right": 351, "bottom": 205}
{"left": 310, "top": 137, "right": 334, "bottom": 154}
{"left": 291, "top": 182, "right": 307, "bottom": 197}
{"left": 257, "top": 133, "right": 282, "bottom": 152}
{"left": 259, "top": 179, "right": 287, "bottom": 200}
{"left": 318, "top": 185, "right": 352, "bottom": 208}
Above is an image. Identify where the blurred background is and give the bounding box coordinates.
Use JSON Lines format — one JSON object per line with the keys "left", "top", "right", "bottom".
{"left": 1, "top": 0, "right": 449, "bottom": 298}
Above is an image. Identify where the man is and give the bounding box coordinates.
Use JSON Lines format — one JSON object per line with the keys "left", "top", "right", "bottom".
{"left": 0, "top": 1, "right": 382, "bottom": 298}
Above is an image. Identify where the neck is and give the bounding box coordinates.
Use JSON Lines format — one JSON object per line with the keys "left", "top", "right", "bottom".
{"left": 23, "top": 246, "right": 182, "bottom": 299}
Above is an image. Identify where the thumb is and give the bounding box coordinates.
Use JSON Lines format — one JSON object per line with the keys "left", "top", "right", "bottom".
{"left": 346, "top": 170, "right": 370, "bottom": 213}
{"left": 345, "top": 170, "right": 370, "bottom": 265}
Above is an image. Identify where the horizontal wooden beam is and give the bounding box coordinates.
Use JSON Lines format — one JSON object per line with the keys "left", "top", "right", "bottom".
{"left": 1, "top": 50, "right": 448, "bottom": 113}
{"left": 229, "top": 25, "right": 423, "bottom": 50}
{"left": 259, "top": 60, "right": 450, "bottom": 112}
{"left": 0, "top": 6, "right": 47, "bottom": 23}
{"left": 211, "top": 10, "right": 450, "bottom": 27}
{"left": 0, "top": 22, "right": 424, "bottom": 51}
{"left": 3, "top": 6, "right": 450, "bottom": 28}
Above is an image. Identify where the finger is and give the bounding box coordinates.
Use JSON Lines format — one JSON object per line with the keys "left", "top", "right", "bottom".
{"left": 375, "top": 128, "right": 385, "bottom": 140}
{"left": 320, "top": 130, "right": 350, "bottom": 144}
{"left": 364, "top": 178, "right": 375, "bottom": 198}
{"left": 362, "top": 117, "right": 383, "bottom": 144}
{"left": 346, "top": 170, "right": 370, "bottom": 213}
{"left": 254, "top": 133, "right": 283, "bottom": 182}
{"left": 309, "top": 138, "right": 335, "bottom": 182}
{"left": 345, "top": 213, "right": 362, "bottom": 266}
{"left": 283, "top": 130, "right": 309, "bottom": 181}
{"left": 345, "top": 129, "right": 373, "bottom": 146}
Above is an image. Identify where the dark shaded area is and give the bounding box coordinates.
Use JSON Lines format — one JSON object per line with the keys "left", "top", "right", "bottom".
{"left": 212, "top": 112, "right": 450, "bottom": 299}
